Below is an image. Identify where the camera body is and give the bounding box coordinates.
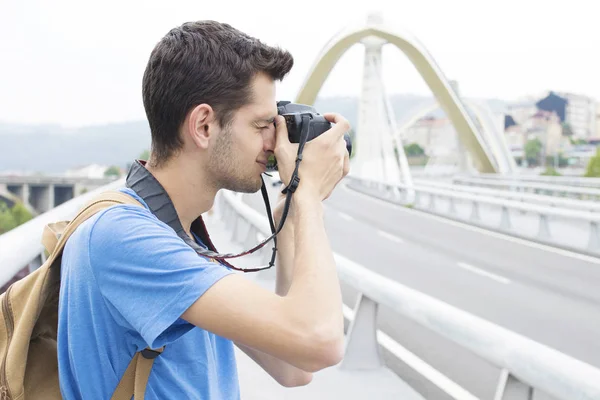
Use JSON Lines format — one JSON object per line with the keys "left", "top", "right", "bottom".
{"left": 267, "top": 101, "right": 352, "bottom": 171}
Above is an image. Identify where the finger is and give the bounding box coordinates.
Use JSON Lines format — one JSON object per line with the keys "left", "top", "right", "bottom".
{"left": 274, "top": 115, "right": 291, "bottom": 146}
{"left": 323, "top": 112, "right": 349, "bottom": 127}
{"left": 319, "top": 114, "right": 351, "bottom": 142}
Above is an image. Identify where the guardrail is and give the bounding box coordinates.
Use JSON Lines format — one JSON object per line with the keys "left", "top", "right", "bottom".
{"left": 0, "top": 178, "right": 125, "bottom": 285}
{"left": 3, "top": 179, "right": 600, "bottom": 399}
{"left": 451, "top": 177, "right": 600, "bottom": 201}
{"left": 463, "top": 173, "right": 600, "bottom": 189}
{"left": 415, "top": 179, "right": 600, "bottom": 213}
{"left": 216, "top": 187, "right": 600, "bottom": 400}
{"left": 347, "top": 176, "right": 600, "bottom": 255}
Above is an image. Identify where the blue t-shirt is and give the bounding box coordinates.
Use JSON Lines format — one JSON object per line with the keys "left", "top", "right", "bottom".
{"left": 57, "top": 188, "right": 239, "bottom": 399}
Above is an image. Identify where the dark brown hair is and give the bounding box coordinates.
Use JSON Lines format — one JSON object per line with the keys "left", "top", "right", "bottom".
{"left": 142, "top": 20, "right": 293, "bottom": 167}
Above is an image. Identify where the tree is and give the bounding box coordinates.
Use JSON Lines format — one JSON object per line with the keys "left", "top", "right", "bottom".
{"left": 524, "top": 138, "right": 543, "bottom": 166}
{"left": 570, "top": 137, "right": 587, "bottom": 146}
{"left": 404, "top": 143, "right": 425, "bottom": 157}
{"left": 11, "top": 202, "right": 32, "bottom": 226}
{"left": 104, "top": 165, "right": 122, "bottom": 178}
{"left": 585, "top": 148, "right": 600, "bottom": 177}
{"left": 562, "top": 122, "right": 574, "bottom": 137}
{"left": 541, "top": 167, "right": 561, "bottom": 176}
{"left": 0, "top": 201, "right": 16, "bottom": 234}
{"left": 0, "top": 201, "right": 32, "bottom": 234}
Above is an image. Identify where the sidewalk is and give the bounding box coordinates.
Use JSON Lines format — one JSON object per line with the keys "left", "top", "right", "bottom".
{"left": 202, "top": 205, "right": 425, "bottom": 400}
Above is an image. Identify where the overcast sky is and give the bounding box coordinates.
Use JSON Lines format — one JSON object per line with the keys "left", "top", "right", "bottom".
{"left": 1, "top": 0, "right": 598, "bottom": 127}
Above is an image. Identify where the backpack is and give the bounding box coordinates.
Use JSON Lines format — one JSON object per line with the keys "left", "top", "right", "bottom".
{"left": 0, "top": 190, "right": 164, "bottom": 400}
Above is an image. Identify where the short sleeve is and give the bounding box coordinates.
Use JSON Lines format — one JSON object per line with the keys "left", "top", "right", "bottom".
{"left": 88, "top": 205, "right": 234, "bottom": 349}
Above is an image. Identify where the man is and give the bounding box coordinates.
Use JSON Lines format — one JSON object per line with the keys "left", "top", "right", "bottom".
{"left": 57, "top": 20, "right": 350, "bottom": 399}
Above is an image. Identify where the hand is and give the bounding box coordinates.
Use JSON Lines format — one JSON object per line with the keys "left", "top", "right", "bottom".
{"left": 273, "top": 113, "right": 350, "bottom": 202}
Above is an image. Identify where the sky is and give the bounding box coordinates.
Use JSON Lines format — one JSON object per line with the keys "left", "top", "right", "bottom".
{"left": 1, "top": 0, "right": 599, "bottom": 128}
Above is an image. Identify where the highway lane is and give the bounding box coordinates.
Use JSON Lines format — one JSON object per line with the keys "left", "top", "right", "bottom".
{"left": 242, "top": 179, "right": 600, "bottom": 399}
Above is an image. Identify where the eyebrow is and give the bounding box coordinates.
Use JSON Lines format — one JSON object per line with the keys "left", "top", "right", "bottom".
{"left": 254, "top": 116, "right": 276, "bottom": 124}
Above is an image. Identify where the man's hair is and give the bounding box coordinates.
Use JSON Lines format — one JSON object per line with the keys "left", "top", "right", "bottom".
{"left": 142, "top": 20, "right": 294, "bottom": 167}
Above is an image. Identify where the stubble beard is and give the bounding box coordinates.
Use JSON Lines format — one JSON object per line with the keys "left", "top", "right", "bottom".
{"left": 209, "top": 127, "right": 262, "bottom": 194}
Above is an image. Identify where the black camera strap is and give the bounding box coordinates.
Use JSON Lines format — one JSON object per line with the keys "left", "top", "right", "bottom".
{"left": 125, "top": 114, "right": 310, "bottom": 272}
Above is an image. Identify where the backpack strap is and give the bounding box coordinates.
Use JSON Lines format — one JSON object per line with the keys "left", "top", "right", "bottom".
{"left": 43, "top": 190, "right": 143, "bottom": 263}
{"left": 41, "top": 190, "right": 162, "bottom": 399}
{"left": 110, "top": 347, "right": 164, "bottom": 400}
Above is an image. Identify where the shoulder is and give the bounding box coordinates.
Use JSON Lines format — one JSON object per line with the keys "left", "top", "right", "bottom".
{"left": 87, "top": 203, "right": 174, "bottom": 253}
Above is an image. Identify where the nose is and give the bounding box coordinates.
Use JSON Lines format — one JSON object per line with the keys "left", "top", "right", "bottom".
{"left": 262, "top": 124, "right": 276, "bottom": 152}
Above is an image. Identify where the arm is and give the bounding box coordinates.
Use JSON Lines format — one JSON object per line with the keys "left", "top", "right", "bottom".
{"left": 235, "top": 193, "right": 314, "bottom": 387}
{"left": 182, "top": 113, "right": 349, "bottom": 373}
{"left": 182, "top": 192, "right": 344, "bottom": 372}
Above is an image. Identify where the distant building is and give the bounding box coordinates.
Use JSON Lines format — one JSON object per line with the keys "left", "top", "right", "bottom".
{"left": 504, "top": 124, "right": 525, "bottom": 159}
{"left": 523, "top": 110, "right": 566, "bottom": 156}
{"left": 560, "top": 91, "right": 597, "bottom": 139}
{"left": 64, "top": 164, "right": 110, "bottom": 179}
{"left": 564, "top": 144, "right": 597, "bottom": 167}
{"left": 404, "top": 116, "right": 457, "bottom": 156}
{"left": 505, "top": 97, "right": 538, "bottom": 126}
{"left": 536, "top": 91, "right": 597, "bottom": 139}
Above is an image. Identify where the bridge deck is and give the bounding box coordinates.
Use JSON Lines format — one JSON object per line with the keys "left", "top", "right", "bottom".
{"left": 203, "top": 207, "right": 425, "bottom": 400}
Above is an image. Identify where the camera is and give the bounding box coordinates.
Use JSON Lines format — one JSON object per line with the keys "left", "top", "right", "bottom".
{"left": 266, "top": 101, "right": 353, "bottom": 171}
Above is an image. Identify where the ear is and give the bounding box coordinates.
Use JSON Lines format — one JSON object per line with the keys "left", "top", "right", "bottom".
{"left": 186, "top": 104, "right": 217, "bottom": 150}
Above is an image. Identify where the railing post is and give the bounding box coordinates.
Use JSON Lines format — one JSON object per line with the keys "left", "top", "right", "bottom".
{"left": 340, "top": 293, "right": 383, "bottom": 370}
{"left": 244, "top": 226, "right": 257, "bottom": 249}
{"left": 448, "top": 196, "right": 457, "bottom": 214}
{"left": 414, "top": 191, "right": 420, "bottom": 208}
{"left": 229, "top": 212, "right": 240, "bottom": 240}
{"left": 234, "top": 218, "right": 251, "bottom": 243}
{"left": 429, "top": 194, "right": 436, "bottom": 211}
{"left": 469, "top": 201, "right": 481, "bottom": 221}
{"left": 537, "top": 214, "right": 552, "bottom": 241}
{"left": 588, "top": 221, "right": 600, "bottom": 252}
{"left": 494, "top": 369, "right": 534, "bottom": 400}
{"left": 499, "top": 206, "right": 512, "bottom": 231}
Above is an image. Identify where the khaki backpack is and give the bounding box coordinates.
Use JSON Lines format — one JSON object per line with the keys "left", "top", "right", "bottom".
{"left": 0, "top": 190, "right": 164, "bottom": 400}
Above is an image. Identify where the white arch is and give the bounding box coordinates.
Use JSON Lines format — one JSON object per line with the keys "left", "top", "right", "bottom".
{"left": 294, "top": 15, "right": 499, "bottom": 173}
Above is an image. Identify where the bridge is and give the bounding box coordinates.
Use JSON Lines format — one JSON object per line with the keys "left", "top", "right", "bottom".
{"left": 0, "top": 175, "right": 117, "bottom": 214}
{"left": 1, "top": 13, "right": 600, "bottom": 400}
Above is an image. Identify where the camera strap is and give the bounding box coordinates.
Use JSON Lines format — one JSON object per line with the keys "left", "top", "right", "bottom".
{"left": 125, "top": 115, "right": 311, "bottom": 273}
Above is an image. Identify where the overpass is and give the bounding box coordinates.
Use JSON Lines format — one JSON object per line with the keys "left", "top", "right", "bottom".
{"left": 0, "top": 175, "right": 117, "bottom": 214}
{"left": 1, "top": 12, "right": 600, "bottom": 400}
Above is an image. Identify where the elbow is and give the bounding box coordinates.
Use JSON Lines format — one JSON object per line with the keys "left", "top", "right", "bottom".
{"left": 278, "top": 370, "right": 313, "bottom": 387}
{"left": 299, "top": 327, "right": 345, "bottom": 373}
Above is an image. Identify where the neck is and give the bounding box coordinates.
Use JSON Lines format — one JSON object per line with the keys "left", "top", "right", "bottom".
{"left": 145, "top": 157, "right": 217, "bottom": 237}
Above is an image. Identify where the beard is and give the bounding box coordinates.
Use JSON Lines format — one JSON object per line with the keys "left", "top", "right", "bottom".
{"left": 208, "top": 126, "right": 263, "bottom": 193}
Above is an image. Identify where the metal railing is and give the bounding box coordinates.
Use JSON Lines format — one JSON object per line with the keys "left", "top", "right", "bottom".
{"left": 215, "top": 187, "right": 600, "bottom": 400}
{"left": 0, "top": 178, "right": 125, "bottom": 284}
{"left": 3, "top": 179, "right": 600, "bottom": 399}
{"left": 346, "top": 176, "right": 600, "bottom": 256}
{"left": 462, "top": 173, "right": 600, "bottom": 189}
{"left": 451, "top": 177, "right": 600, "bottom": 201}
{"left": 415, "top": 179, "right": 600, "bottom": 213}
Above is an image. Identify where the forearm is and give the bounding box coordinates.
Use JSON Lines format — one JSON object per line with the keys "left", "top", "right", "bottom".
{"left": 285, "top": 190, "right": 344, "bottom": 341}
{"left": 274, "top": 196, "right": 295, "bottom": 296}
{"left": 236, "top": 342, "right": 312, "bottom": 387}
{"left": 235, "top": 197, "right": 314, "bottom": 387}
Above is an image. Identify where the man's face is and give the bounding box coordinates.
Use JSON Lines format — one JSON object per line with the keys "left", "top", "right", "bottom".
{"left": 208, "top": 72, "right": 277, "bottom": 193}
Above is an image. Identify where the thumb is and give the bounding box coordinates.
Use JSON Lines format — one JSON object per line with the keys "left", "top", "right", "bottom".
{"left": 274, "top": 115, "right": 290, "bottom": 146}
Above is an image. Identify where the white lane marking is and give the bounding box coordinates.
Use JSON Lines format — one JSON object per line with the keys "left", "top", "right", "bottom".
{"left": 338, "top": 211, "right": 354, "bottom": 221}
{"left": 456, "top": 262, "right": 511, "bottom": 284}
{"left": 342, "top": 305, "right": 478, "bottom": 400}
{"left": 344, "top": 182, "right": 600, "bottom": 265}
{"left": 377, "top": 230, "right": 404, "bottom": 244}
